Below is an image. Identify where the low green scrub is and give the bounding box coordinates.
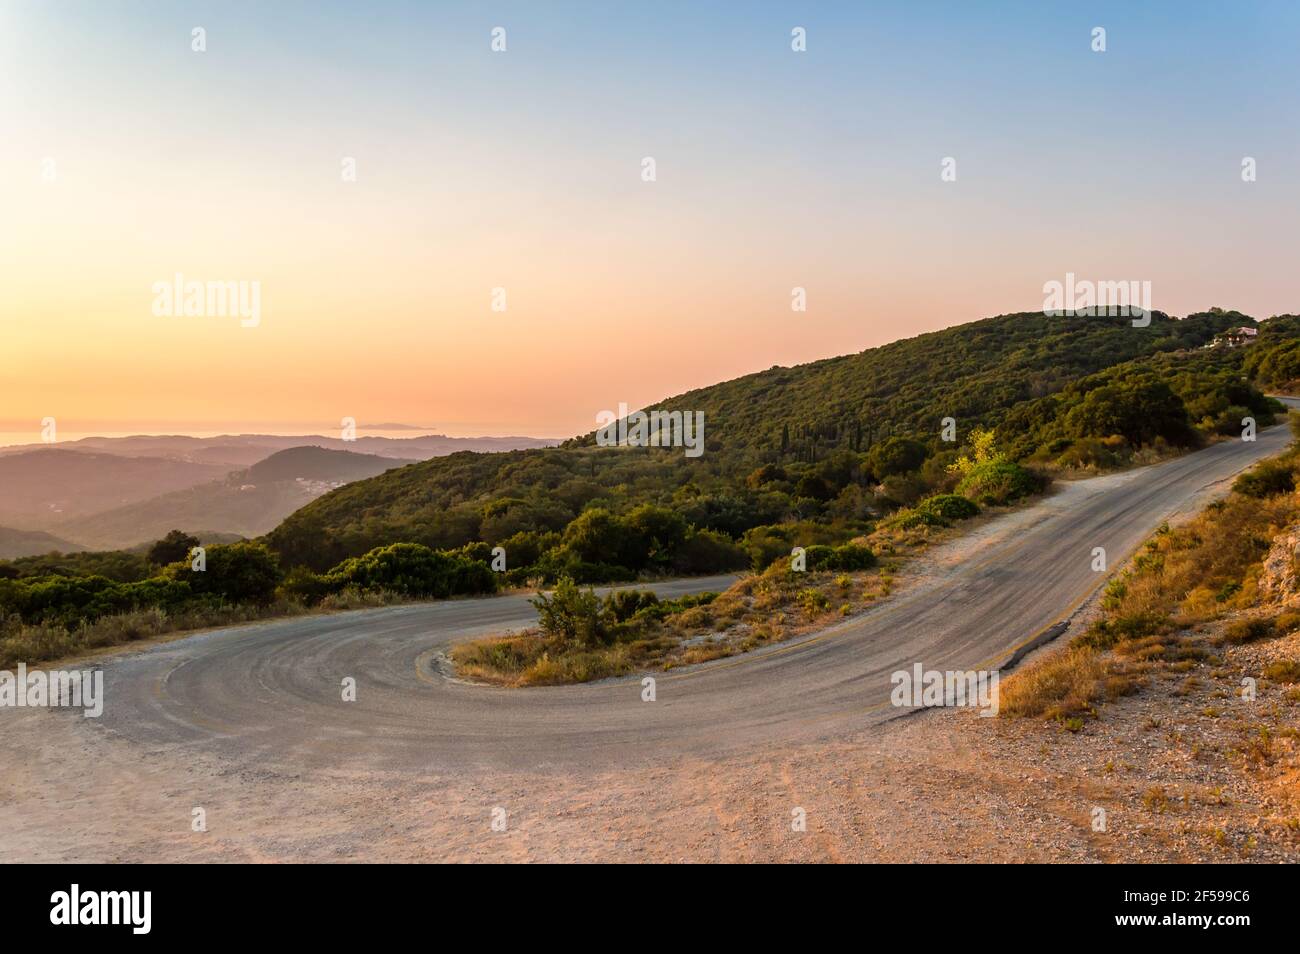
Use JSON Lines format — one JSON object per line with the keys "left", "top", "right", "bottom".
{"left": 741, "top": 521, "right": 868, "bottom": 572}
{"left": 0, "top": 537, "right": 500, "bottom": 668}
{"left": 956, "top": 460, "right": 1044, "bottom": 506}
{"left": 802, "top": 543, "right": 878, "bottom": 571}
{"left": 1076, "top": 612, "right": 1171, "bottom": 650}
{"left": 320, "top": 543, "right": 496, "bottom": 599}
{"left": 882, "top": 508, "right": 948, "bottom": 530}
{"left": 916, "top": 493, "right": 980, "bottom": 522}
{"left": 1232, "top": 458, "right": 1297, "bottom": 498}
{"left": 451, "top": 557, "right": 890, "bottom": 686}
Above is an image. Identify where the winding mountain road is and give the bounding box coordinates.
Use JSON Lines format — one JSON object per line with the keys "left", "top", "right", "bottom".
{"left": 38, "top": 411, "right": 1290, "bottom": 780}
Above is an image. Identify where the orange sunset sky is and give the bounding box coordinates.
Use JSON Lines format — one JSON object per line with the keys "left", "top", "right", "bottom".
{"left": 2, "top": 1, "right": 1298, "bottom": 440}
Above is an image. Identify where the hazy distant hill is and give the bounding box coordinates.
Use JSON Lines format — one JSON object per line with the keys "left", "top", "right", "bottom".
{"left": 54, "top": 446, "right": 417, "bottom": 551}
{"left": 0, "top": 450, "right": 231, "bottom": 528}
{"left": 0, "top": 432, "right": 557, "bottom": 466}
{"left": 245, "top": 446, "right": 417, "bottom": 483}
{"left": 0, "top": 526, "right": 86, "bottom": 560}
{"left": 0, "top": 432, "right": 556, "bottom": 548}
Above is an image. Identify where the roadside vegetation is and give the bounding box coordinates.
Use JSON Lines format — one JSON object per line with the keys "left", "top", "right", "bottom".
{"left": 993, "top": 404, "right": 1300, "bottom": 857}
{"left": 6, "top": 307, "right": 1300, "bottom": 670}
{"left": 451, "top": 546, "right": 889, "bottom": 686}
{"left": 450, "top": 497, "right": 1011, "bottom": 686}
{"left": 0, "top": 538, "right": 495, "bottom": 669}
{"left": 1000, "top": 412, "right": 1300, "bottom": 722}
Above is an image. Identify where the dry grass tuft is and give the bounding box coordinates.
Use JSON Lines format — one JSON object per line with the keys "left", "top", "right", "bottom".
{"left": 997, "top": 646, "right": 1111, "bottom": 720}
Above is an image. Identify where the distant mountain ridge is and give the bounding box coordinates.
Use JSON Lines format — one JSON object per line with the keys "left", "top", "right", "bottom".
{"left": 0, "top": 527, "right": 86, "bottom": 560}
{"left": 245, "top": 445, "right": 418, "bottom": 483}
{"left": 0, "top": 450, "right": 230, "bottom": 528}
{"left": 0, "top": 432, "right": 558, "bottom": 467}
{"left": 46, "top": 446, "right": 421, "bottom": 552}
{"left": 0, "top": 433, "right": 554, "bottom": 555}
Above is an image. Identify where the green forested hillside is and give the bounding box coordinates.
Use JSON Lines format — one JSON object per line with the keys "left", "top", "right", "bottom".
{"left": 266, "top": 308, "right": 1279, "bottom": 572}
{"left": 574, "top": 309, "right": 1244, "bottom": 460}
{"left": 4, "top": 307, "right": 1293, "bottom": 661}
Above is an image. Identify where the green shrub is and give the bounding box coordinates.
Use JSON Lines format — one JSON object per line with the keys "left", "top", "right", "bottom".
{"left": 531, "top": 577, "right": 607, "bottom": 647}
{"left": 1232, "top": 459, "right": 1296, "bottom": 498}
{"left": 1051, "top": 437, "right": 1125, "bottom": 470}
{"left": 146, "top": 530, "right": 201, "bottom": 567}
{"left": 867, "top": 437, "right": 928, "bottom": 479}
{"left": 530, "top": 547, "right": 632, "bottom": 584}
{"left": 1077, "top": 612, "right": 1169, "bottom": 650}
{"left": 164, "top": 541, "right": 283, "bottom": 605}
{"left": 956, "top": 460, "right": 1044, "bottom": 506}
{"left": 798, "top": 588, "right": 830, "bottom": 615}
{"left": 496, "top": 530, "right": 561, "bottom": 570}
{"left": 828, "top": 543, "right": 877, "bottom": 570}
{"left": 278, "top": 566, "right": 331, "bottom": 602}
{"left": 322, "top": 543, "right": 495, "bottom": 599}
{"left": 916, "top": 494, "right": 980, "bottom": 522}
{"left": 742, "top": 525, "right": 796, "bottom": 572}
{"left": 671, "top": 529, "right": 749, "bottom": 575}
{"left": 802, "top": 543, "right": 877, "bottom": 571}
{"left": 882, "top": 508, "right": 948, "bottom": 530}
{"left": 604, "top": 589, "right": 659, "bottom": 623}
{"left": 0, "top": 573, "right": 193, "bottom": 627}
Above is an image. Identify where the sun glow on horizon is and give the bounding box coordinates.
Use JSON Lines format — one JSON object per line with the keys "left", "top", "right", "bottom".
{"left": 3, "top": 1, "right": 1297, "bottom": 438}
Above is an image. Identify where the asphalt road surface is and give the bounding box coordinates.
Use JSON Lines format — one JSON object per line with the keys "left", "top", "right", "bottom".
{"left": 55, "top": 411, "right": 1291, "bottom": 777}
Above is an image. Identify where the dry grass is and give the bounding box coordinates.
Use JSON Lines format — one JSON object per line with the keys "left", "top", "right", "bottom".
{"left": 998, "top": 646, "right": 1129, "bottom": 719}
{"left": 1103, "top": 493, "right": 1297, "bottom": 629}
{"left": 451, "top": 561, "right": 897, "bottom": 685}
{"left": 1001, "top": 440, "right": 1300, "bottom": 723}
{"left": 451, "top": 633, "right": 667, "bottom": 686}
{"left": 1263, "top": 659, "right": 1300, "bottom": 684}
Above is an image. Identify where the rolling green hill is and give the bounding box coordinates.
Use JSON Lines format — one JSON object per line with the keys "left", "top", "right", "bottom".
{"left": 266, "top": 308, "right": 1276, "bottom": 571}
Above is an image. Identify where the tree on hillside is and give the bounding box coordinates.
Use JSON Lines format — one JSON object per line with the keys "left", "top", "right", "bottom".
{"left": 163, "top": 541, "right": 282, "bottom": 604}
{"left": 867, "top": 437, "right": 928, "bottom": 480}
{"left": 561, "top": 508, "right": 628, "bottom": 566}
{"left": 947, "top": 428, "right": 1003, "bottom": 478}
{"left": 1064, "top": 380, "right": 1195, "bottom": 447}
{"left": 623, "top": 504, "right": 687, "bottom": 566}
{"left": 147, "top": 530, "right": 200, "bottom": 566}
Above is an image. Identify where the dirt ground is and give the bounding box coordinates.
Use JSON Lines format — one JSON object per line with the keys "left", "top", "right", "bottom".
{"left": 4, "top": 461, "right": 1296, "bottom": 863}
{"left": 3, "top": 601, "right": 1295, "bottom": 863}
